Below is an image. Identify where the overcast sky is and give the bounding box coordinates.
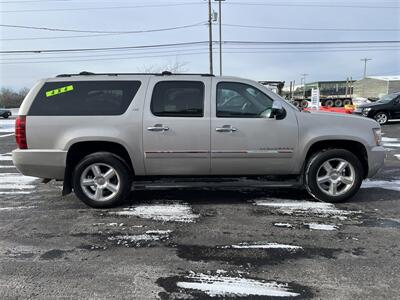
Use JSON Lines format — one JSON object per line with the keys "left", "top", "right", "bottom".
{"left": 0, "top": 0, "right": 399, "bottom": 90}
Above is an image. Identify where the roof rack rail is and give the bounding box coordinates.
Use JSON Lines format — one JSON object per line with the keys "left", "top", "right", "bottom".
{"left": 56, "top": 71, "right": 215, "bottom": 78}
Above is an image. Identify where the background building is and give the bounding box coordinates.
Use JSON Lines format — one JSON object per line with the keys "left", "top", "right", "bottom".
{"left": 353, "top": 76, "right": 400, "bottom": 99}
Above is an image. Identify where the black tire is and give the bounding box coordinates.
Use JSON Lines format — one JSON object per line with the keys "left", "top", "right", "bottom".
{"left": 301, "top": 100, "right": 309, "bottom": 108}
{"left": 304, "top": 149, "right": 363, "bottom": 203}
{"left": 292, "top": 101, "right": 300, "bottom": 107}
{"left": 72, "top": 152, "right": 132, "bottom": 208}
{"left": 334, "top": 99, "right": 343, "bottom": 107}
{"left": 3, "top": 114, "right": 9, "bottom": 119}
{"left": 343, "top": 99, "right": 352, "bottom": 106}
{"left": 374, "top": 111, "right": 389, "bottom": 125}
{"left": 324, "top": 99, "right": 334, "bottom": 107}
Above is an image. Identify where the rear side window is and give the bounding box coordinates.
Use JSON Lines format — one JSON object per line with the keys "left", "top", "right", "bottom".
{"left": 151, "top": 81, "right": 204, "bottom": 117}
{"left": 29, "top": 81, "right": 141, "bottom": 116}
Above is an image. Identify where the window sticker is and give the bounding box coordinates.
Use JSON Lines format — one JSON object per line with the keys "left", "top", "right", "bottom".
{"left": 45, "top": 85, "right": 74, "bottom": 97}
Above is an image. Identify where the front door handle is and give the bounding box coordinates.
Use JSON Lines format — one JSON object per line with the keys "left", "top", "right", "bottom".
{"left": 147, "top": 124, "right": 169, "bottom": 132}
{"left": 215, "top": 125, "right": 238, "bottom": 133}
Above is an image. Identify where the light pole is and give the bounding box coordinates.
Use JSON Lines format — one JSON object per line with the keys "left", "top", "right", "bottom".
{"left": 301, "top": 73, "right": 308, "bottom": 99}
{"left": 360, "top": 58, "right": 372, "bottom": 78}
{"left": 215, "top": 0, "right": 225, "bottom": 76}
{"left": 207, "top": 0, "right": 213, "bottom": 74}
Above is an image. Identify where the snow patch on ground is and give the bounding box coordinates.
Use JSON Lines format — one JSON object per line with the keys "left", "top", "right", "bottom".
{"left": 0, "top": 206, "right": 36, "bottom": 211}
{"left": 394, "top": 154, "right": 400, "bottom": 161}
{"left": 0, "top": 119, "right": 15, "bottom": 133}
{"left": 176, "top": 273, "right": 300, "bottom": 297}
{"left": 0, "top": 153, "right": 12, "bottom": 161}
{"left": 362, "top": 179, "right": 400, "bottom": 192}
{"left": 222, "top": 242, "right": 302, "bottom": 250}
{"left": 383, "top": 143, "right": 400, "bottom": 148}
{"left": 111, "top": 203, "right": 199, "bottom": 223}
{"left": 0, "top": 173, "right": 37, "bottom": 192}
{"left": 273, "top": 223, "right": 293, "bottom": 228}
{"left": 254, "top": 199, "right": 359, "bottom": 219}
{"left": 0, "top": 191, "right": 33, "bottom": 195}
{"left": 305, "top": 223, "right": 338, "bottom": 231}
{"left": 107, "top": 230, "right": 172, "bottom": 246}
{"left": 382, "top": 137, "right": 399, "bottom": 142}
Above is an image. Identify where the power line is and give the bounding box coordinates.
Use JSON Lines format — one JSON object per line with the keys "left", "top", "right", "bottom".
{"left": 0, "top": 22, "right": 206, "bottom": 34}
{"left": 2, "top": 40, "right": 399, "bottom": 54}
{"left": 2, "top": 22, "right": 397, "bottom": 42}
{"left": 1, "top": 48, "right": 399, "bottom": 64}
{"left": 1, "top": 2, "right": 205, "bottom": 13}
{"left": 226, "top": 1, "right": 399, "bottom": 9}
{"left": 3, "top": 45, "right": 397, "bottom": 59}
{"left": 0, "top": 41, "right": 210, "bottom": 54}
{"left": 2, "top": 45, "right": 399, "bottom": 60}
{"left": 224, "top": 23, "right": 400, "bottom": 32}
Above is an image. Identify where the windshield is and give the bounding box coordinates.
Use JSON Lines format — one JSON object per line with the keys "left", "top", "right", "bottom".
{"left": 378, "top": 93, "right": 399, "bottom": 103}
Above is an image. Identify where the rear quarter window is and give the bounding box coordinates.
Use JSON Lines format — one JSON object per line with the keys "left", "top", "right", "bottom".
{"left": 28, "top": 81, "right": 141, "bottom": 116}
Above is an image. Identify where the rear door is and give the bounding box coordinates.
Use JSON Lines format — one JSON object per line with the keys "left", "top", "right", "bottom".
{"left": 142, "top": 76, "right": 211, "bottom": 175}
{"left": 210, "top": 78, "right": 299, "bottom": 175}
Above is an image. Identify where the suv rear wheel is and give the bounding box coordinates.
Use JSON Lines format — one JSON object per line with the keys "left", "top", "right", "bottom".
{"left": 72, "top": 152, "right": 132, "bottom": 208}
{"left": 304, "top": 149, "right": 363, "bottom": 203}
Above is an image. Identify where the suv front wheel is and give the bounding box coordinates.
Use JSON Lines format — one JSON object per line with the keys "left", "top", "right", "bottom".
{"left": 72, "top": 152, "right": 132, "bottom": 208}
{"left": 304, "top": 149, "right": 363, "bottom": 203}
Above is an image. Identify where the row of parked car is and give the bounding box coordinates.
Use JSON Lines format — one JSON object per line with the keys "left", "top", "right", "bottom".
{"left": 352, "top": 92, "right": 400, "bottom": 125}
{"left": 301, "top": 92, "right": 400, "bottom": 125}
{"left": 0, "top": 108, "right": 12, "bottom": 119}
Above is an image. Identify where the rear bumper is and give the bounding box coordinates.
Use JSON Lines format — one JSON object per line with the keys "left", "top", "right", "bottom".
{"left": 367, "top": 146, "right": 386, "bottom": 177}
{"left": 12, "top": 149, "right": 67, "bottom": 180}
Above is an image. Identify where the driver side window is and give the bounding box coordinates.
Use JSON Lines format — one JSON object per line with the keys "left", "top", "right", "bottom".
{"left": 216, "top": 82, "right": 273, "bottom": 118}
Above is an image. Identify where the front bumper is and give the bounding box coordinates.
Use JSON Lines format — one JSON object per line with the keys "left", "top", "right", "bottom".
{"left": 367, "top": 146, "right": 386, "bottom": 177}
{"left": 12, "top": 149, "right": 67, "bottom": 179}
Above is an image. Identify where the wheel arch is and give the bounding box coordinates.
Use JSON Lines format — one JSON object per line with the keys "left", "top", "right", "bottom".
{"left": 303, "top": 139, "right": 368, "bottom": 179}
{"left": 62, "top": 141, "right": 134, "bottom": 195}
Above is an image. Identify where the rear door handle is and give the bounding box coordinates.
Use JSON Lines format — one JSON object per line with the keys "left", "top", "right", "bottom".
{"left": 147, "top": 124, "right": 169, "bottom": 132}
{"left": 215, "top": 125, "right": 237, "bottom": 133}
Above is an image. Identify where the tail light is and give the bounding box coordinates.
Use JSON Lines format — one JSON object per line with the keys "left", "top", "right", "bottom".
{"left": 15, "top": 115, "right": 27, "bottom": 149}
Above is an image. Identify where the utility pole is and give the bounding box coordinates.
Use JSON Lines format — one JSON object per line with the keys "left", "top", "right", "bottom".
{"left": 360, "top": 58, "right": 372, "bottom": 78}
{"left": 208, "top": 0, "right": 214, "bottom": 75}
{"left": 301, "top": 73, "right": 308, "bottom": 99}
{"left": 215, "top": 0, "right": 225, "bottom": 76}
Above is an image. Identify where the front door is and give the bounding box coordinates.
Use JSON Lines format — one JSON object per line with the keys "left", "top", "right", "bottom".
{"left": 211, "top": 79, "right": 298, "bottom": 175}
{"left": 143, "top": 77, "right": 211, "bottom": 175}
{"left": 393, "top": 96, "right": 400, "bottom": 118}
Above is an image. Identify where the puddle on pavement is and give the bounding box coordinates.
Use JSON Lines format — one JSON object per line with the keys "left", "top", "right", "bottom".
{"left": 157, "top": 271, "right": 313, "bottom": 299}
{"left": 176, "top": 243, "right": 340, "bottom": 267}
{"left": 40, "top": 249, "right": 68, "bottom": 260}
{"left": 358, "top": 217, "right": 400, "bottom": 229}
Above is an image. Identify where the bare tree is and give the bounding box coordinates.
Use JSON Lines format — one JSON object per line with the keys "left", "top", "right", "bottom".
{"left": 0, "top": 87, "right": 29, "bottom": 108}
{"left": 138, "top": 59, "right": 188, "bottom": 73}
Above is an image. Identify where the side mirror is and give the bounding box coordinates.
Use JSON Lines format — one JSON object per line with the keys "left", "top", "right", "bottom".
{"left": 269, "top": 101, "right": 286, "bottom": 120}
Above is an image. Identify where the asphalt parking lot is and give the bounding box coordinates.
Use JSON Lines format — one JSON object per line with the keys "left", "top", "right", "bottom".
{"left": 1, "top": 113, "right": 400, "bottom": 299}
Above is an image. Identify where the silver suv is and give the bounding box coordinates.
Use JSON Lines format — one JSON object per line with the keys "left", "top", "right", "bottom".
{"left": 13, "top": 72, "right": 385, "bottom": 208}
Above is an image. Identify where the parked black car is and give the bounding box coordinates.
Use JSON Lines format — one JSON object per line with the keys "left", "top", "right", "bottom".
{"left": 0, "top": 108, "right": 12, "bottom": 119}
{"left": 353, "top": 92, "right": 400, "bottom": 124}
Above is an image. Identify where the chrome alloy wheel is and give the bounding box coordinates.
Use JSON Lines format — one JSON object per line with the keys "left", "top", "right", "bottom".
{"left": 80, "top": 163, "right": 120, "bottom": 201}
{"left": 316, "top": 158, "right": 356, "bottom": 196}
{"left": 374, "top": 113, "right": 388, "bottom": 124}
